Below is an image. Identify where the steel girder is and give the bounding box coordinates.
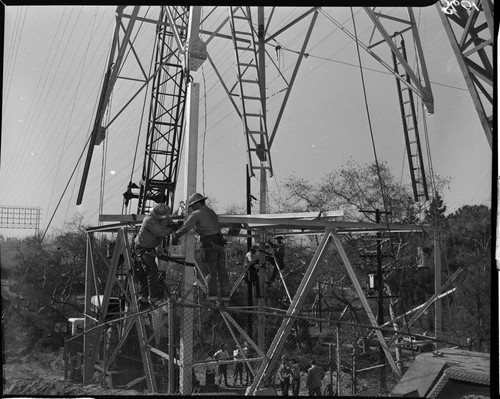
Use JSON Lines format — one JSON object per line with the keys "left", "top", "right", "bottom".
{"left": 137, "top": 7, "right": 189, "bottom": 214}
{"left": 437, "top": 0, "right": 494, "bottom": 148}
{"left": 77, "top": 6, "right": 191, "bottom": 215}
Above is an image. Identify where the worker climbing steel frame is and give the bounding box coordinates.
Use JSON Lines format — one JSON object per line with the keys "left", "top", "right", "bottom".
{"left": 79, "top": 6, "right": 206, "bottom": 394}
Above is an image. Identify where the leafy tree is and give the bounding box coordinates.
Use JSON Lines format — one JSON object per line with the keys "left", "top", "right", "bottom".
{"left": 3, "top": 214, "right": 99, "bottom": 320}
{"left": 442, "top": 205, "right": 491, "bottom": 351}
{"left": 424, "top": 191, "right": 447, "bottom": 227}
{"left": 279, "top": 162, "right": 429, "bottom": 295}
{"left": 272, "top": 161, "right": 458, "bottom": 347}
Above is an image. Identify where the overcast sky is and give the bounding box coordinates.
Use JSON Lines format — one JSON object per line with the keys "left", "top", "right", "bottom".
{"left": 1, "top": 5, "right": 492, "bottom": 238}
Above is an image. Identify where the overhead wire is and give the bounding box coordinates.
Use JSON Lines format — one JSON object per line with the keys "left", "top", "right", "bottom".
{"left": 350, "top": 8, "right": 390, "bottom": 218}
{"left": 39, "top": 8, "right": 110, "bottom": 225}
{"left": 49, "top": 8, "right": 148, "bottom": 225}
{"left": 201, "top": 66, "right": 208, "bottom": 195}
{"left": 46, "top": 11, "right": 116, "bottom": 231}
{"left": 99, "top": 101, "right": 111, "bottom": 225}
{"left": 59, "top": 7, "right": 101, "bottom": 228}
{"left": 414, "top": 8, "right": 438, "bottom": 202}
{"left": 2, "top": 7, "right": 28, "bottom": 117}
{"left": 5, "top": 7, "right": 82, "bottom": 187}
{"left": 3, "top": 132, "right": 93, "bottom": 322}
{"left": 14, "top": 9, "right": 114, "bottom": 207}
{"left": 2, "top": 7, "right": 69, "bottom": 184}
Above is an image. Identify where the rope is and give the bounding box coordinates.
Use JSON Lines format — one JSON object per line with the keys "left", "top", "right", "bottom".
{"left": 350, "top": 8, "right": 390, "bottom": 219}
{"left": 202, "top": 65, "right": 208, "bottom": 195}
{"left": 99, "top": 103, "right": 110, "bottom": 224}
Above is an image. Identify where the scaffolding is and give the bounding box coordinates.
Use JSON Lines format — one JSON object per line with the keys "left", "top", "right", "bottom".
{"left": 78, "top": 212, "right": 434, "bottom": 394}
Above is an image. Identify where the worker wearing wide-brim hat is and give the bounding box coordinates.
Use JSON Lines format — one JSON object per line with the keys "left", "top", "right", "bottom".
{"left": 134, "top": 203, "right": 176, "bottom": 307}
{"left": 172, "top": 193, "right": 230, "bottom": 302}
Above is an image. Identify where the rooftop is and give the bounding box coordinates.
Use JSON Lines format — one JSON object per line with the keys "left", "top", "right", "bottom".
{"left": 391, "top": 348, "right": 490, "bottom": 398}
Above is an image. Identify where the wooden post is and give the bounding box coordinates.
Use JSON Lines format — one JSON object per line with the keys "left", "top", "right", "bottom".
{"left": 336, "top": 325, "right": 341, "bottom": 395}
{"left": 352, "top": 349, "right": 356, "bottom": 395}
{"left": 434, "top": 234, "right": 442, "bottom": 349}
{"left": 168, "top": 298, "right": 175, "bottom": 394}
{"left": 257, "top": 5, "right": 267, "bottom": 354}
{"left": 179, "top": 81, "right": 199, "bottom": 394}
{"left": 375, "top": 209, "right": 386, "bottom": 391}
{"left": 246, "top": 166, "right": 253, "bottom": 340}
{"left": 318, "top": 281, "right": 322, "bottom": 333}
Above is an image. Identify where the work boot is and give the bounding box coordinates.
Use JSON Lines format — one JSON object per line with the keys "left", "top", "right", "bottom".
{"left": 138, "top": 296, "right": 150, "bottom": 311}
{"left": 150, "top": 297, "right": 165, "bottom": 306}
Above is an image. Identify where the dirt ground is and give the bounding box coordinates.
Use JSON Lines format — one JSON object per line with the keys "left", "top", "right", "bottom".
{"left": 2, "top": 279, "right": 145, "bottom": 397}
{"left": 2, "top": 324, "right": 143, "bottom": 397}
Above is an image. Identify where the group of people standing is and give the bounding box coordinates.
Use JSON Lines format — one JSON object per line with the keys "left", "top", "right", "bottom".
{"left": 277, "top": 355, "right": 325, "bottom": 396}
{"left": 205, "top": 342, "right": 253, "bottom": 387}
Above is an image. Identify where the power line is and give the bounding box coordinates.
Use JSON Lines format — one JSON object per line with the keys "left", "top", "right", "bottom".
{"left": 3, "top": 132, "right": 92, "bottom": 322}
{"left": 275, "top": 45, "right": 468, "bottom": 92}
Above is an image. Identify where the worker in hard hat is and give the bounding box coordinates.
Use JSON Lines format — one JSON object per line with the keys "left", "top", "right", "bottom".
{"left": 134, "top": 203, "right": 176, "bottom": 308}
{"left": 172, "top": 193, "right": 229, "bottom": 303}
{"left": 267, "top": 235, "right": 286, "bottom": 285}
{"left": 244, "top": 244, "right": 261, "bottom": 299}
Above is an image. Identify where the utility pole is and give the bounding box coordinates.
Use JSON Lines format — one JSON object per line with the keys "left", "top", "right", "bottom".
{"left": 246, "top": 165, "right": 253, "bottom": 340}
{"left": 257, "top": 6, "right": 267, "bottom": 352}
{"left": 360, "top": 208, "right": 391, "bottom": 392}
{"left": 318, "top": 281, "right": 322, "bottom": 333}
{"left": 179, "top": 81, "right": 199, "bottom": 394}
{"left": 434, "top": 233, "right": 441, "bottom": 349}
{"left": 375, "top": 209, "right": 386, "bottom": 392}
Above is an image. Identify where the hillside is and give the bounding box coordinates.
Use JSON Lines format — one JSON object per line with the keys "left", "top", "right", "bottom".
{"left": 1, "top": 277, "right": 143, "bottom": 396}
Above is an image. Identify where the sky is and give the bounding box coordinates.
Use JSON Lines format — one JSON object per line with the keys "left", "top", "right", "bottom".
{"left": 1, "top": 5, "right": 493, "bottom": 239}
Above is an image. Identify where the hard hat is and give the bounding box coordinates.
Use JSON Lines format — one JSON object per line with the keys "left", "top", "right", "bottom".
{"left": 150, "top": 204, "right": 171, "bottom": 219}
{"left": 188, "top": 192, "right": 207, "bottom": 207}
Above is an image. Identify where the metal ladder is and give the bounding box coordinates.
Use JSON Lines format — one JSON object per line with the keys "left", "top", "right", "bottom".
{"left": 229, "top": 6, "right": 273, "bottom": 177}
{"left": 392, "top": 37, "right": 429, "bottom": 202}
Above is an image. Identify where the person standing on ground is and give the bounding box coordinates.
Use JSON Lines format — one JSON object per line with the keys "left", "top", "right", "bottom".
{"left": 306, "top": 359, "right": 325, "bottom": 396}
{"left": 172, "top": 193, "right": 230, "bottom": 302}
{"left": 276, "top": 354, "right": 291, "bottom": 395}
{"left": 204, "top": 351, "right": 217, "bottom": 387}
{"left": 290, "top": 358, "right": 301, "bottom": 396}
{"left": 233, "top": 346, "right": 244, "bottom": 385}
{"left": 134, "top": 203, "right": 176, "bottom": 308}
{"left": 242, "top": 341, "right": 253, "bottom": 385}
{"left": 214, "top": 343, "right": 230, "bottom": 386}
{"left": 105, "top": 323, "right": 119, "bottom": 370}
